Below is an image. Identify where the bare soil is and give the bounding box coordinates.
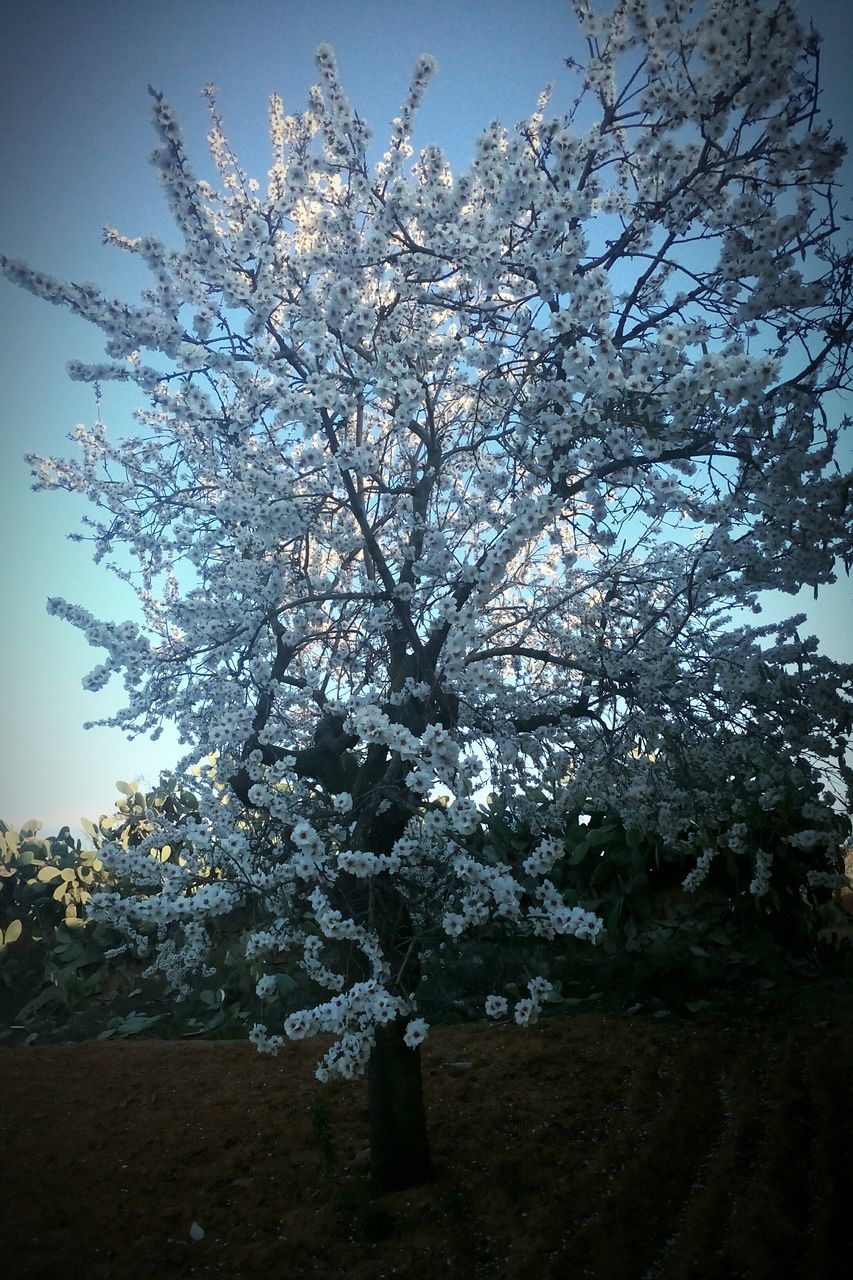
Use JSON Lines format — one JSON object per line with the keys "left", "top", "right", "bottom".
{"left": 3, "top": 976, "right": 852, "bottom": 1280}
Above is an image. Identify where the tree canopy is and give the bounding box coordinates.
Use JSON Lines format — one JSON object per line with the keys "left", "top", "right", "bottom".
{"left": 3, "top": 0, "right": 851, "bottom": 1185}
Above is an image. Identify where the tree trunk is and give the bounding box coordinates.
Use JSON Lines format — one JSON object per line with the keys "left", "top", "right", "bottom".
{"left": 367, "top": 1017, "right": 432, "bottom": 1193}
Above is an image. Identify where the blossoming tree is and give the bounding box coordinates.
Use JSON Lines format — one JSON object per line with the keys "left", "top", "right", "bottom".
{"left": 4, "top": 0, "right": 852, "bottom": 1190}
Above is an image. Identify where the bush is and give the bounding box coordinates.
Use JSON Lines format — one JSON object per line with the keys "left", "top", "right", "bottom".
{"left": 0, "top": 819, "right": 121, "bottom": 1024}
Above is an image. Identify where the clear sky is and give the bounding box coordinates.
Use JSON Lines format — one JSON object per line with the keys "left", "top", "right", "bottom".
{"left": 1, "top": 0, "right": 851, "bottom": 836}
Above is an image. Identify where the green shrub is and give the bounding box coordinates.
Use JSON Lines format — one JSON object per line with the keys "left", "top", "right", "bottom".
{"left": 0, "top": 819, "right": 121, "bottom": 1024}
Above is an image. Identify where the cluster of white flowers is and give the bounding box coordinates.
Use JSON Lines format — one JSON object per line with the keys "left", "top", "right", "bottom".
{"left": 336, "top": 848, "right": 401, "bottom": 878}
{"left": 343, "top": 704, "right": 459, "bottom": 790}
{"left": 440, "top": 846, "right": 604, "bottom": 944}
{"left": 274, "top": 979, "right": 423, "bottom": 1080}
{"left": 529, "top": 882, "right": 604, "bottom": 943}
{"left": 248, "top": 1023, "right": 285, "bottom": 1055}
{"left": 485, "top": 976, "right": 556, "bottom": 1025}
{"left": 682, "top": 846, "right": 718, "bottom": 894}
{"left": 522, "top": 835, "right": 565, "bottom": 877}
{"left": 749, "top": 848, "right": 774, "bottom": 899}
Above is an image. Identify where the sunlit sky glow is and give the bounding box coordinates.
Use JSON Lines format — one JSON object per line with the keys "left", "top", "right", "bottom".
{"left": 1, "top": 0, "right": 850, "bottom": 836}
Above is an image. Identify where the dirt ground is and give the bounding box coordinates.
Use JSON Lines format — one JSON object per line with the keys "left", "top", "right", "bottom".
{"left": 3, "top": 973, "right": 852, "bottom": 1280}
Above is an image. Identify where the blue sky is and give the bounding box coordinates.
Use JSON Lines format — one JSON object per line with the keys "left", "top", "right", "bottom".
{"left": 1, "top": 0, "right": 851, "bottom": 835}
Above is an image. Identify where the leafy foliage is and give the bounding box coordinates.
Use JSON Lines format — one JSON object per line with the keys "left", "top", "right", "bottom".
{"left": 0, "top": 818, "right": 115, "bottom": 1022}
{"left": 3, "top": 766, "right": 850, "bottom": 1041}
{"left": 0, "top": 783, "right": 259, "bottom": 1035}
{"left": 483, "top": 764, "right": 850, "bottom": 946}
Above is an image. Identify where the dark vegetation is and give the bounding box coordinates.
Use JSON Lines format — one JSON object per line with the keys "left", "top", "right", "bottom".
{"left": 2, "top": 776, "right": 851, "bottom": 1046}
